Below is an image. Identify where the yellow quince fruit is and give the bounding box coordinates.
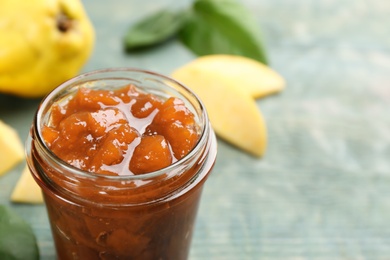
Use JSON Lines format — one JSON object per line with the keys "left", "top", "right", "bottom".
{"left": 0, "top": 120, "right": 24, "bottom": 176}
{"left": 172, "top": 55, "right": 285, "bottom": 157}
{"left": 11, "top": 166, "right": 44, "bottom": 204}
{"left": 0, "top": 0, "right": 95, "bottom": 98}
{"left": 173, "top": 68, "right": 267, "bottom": 157}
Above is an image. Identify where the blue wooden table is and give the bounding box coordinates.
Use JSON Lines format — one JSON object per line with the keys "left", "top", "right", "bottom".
{"left": 1, "top": 0, "right": 390, "bottom": 259}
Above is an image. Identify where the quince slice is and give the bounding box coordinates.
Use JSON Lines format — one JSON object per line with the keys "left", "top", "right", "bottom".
{"left": 176, "top": 54, "right": 285, "bottom": 98}
{"left": 172, "top": 66, "right": 267, "bottom": 157}
{"left": 0, "top": 120, "right": 24, "bottom": 175}
{"left": 11, "top": 166, "right": 43, "bottom": 204}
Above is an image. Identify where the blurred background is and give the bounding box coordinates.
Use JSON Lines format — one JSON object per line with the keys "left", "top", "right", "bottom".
{"left": 1, "top": 0, "right": 390, "bottom": 259}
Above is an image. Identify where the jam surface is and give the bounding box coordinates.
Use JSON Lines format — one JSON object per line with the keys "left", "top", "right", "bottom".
{"left": 42, "top": 85, "right": 200, "bottom": 175}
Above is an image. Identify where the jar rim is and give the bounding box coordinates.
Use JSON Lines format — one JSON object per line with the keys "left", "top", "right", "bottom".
{"left": 33, "top": 67, "right": 210, "bottom": 181}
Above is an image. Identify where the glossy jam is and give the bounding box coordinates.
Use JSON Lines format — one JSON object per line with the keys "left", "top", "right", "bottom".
{"left": 42, "top": 85, "right": 200, "bottom": 175}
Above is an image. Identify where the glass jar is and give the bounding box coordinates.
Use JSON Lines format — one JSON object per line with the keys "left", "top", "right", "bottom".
{"left": 26, "top": 68, "right": 217, "bottom": 260}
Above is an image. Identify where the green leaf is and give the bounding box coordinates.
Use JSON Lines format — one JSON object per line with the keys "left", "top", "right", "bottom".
{"left": 0, "top": 205, "right": 39, "bottom": 260}
{"left": 124, "top": 9, "right": 188, "bottom": 51}
{"left": 179, "top": 0, "right": 268, "bottom": 64}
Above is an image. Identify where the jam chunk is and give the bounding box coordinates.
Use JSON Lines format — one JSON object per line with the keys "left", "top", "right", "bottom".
{"left": 91, "top": 124, "right": 139, "bottom": 173}
{"left": 131, "top": 93, "right": 162, "bottom": 119}
{"left": 146, "top": 97, "right": 199, "bottom": 159}
{"left": 130, "top": 135, "right": 172, "bottom": 174}
{"left": 67, "top": 87, "right": 120, "bottom": 112}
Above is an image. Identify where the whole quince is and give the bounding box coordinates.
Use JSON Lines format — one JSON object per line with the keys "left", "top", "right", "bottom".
{"left": 0, "top": 0, "right": 95, "bottom": 98}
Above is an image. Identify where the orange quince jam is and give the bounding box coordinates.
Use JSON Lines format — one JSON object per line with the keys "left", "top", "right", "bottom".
{"left": 41, "top": 85, "right": 200, "bottom": 175}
